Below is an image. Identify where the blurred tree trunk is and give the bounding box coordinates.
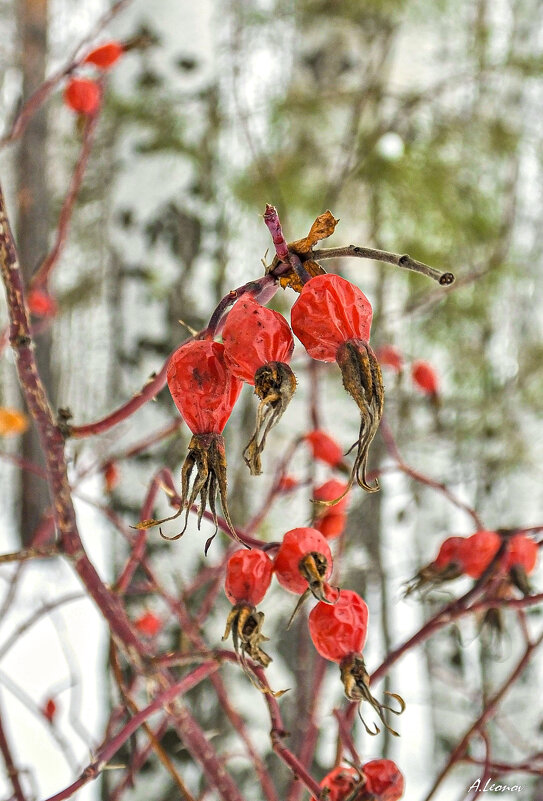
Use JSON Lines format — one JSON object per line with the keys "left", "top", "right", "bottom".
{"left": 16, "top": 0, "right": 51, "bottom": 545}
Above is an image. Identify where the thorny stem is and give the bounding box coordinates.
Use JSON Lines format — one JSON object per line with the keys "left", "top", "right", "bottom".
{"left": 312, "top": 245, "right": 455, "bottom": 285}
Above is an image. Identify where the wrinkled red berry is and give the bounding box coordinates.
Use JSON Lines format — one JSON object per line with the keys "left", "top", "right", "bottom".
{"left": 411, "top": 360, "right": 439, "bottom": 395}
{"left": 376, "top": 345, "right": 403, "bottom": 373}
{"left": 461, "top": 530, "right": 501, "bottom": 578}
{"left": 222, "top": 295, "right": 294, "bottom": 384}
{"left": 305, "top": 430, "right": 343, "bottom": 467}
{"left": 363, "top": 759, "right": 404, "bottom": 801}
{"left": 167, "top": 340, "right": 242, "bottom": 435}
{"left": 309, "top": 589, "right": 369, "bottom": 663}
{"left": 64, "top": 78, "right": 101, "bottom": 115}
{"left": 134, "top": 611, "right": 162, "bottom": 637}
{"left": 311, "top": 765, "right": 360, "bottom": 801}
{"left": 84, "top": 41, "right": 123, "bottom": 70}
{"left": 273, "top": 527, "right": 332, "bottom": 598}
{"left": 225, "top": 549, "right": 273, "bottom": 606}
{"left": 291, "top": 274, "right": 373, "bottom": 361}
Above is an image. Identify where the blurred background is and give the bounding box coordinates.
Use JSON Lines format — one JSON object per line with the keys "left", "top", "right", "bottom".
{"left": 1, "top": 0, "right": 543, "bottom": 799}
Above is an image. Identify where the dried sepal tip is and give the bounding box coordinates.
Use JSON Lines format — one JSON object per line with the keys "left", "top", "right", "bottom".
{"left": 340, "top": 654, "right": 405, "bottom": 737}
{"left": 243, "top": 361, "right": 297, "bottom": 475}
{"left": 336, "top": 340, "right": 384, "bottom": 494}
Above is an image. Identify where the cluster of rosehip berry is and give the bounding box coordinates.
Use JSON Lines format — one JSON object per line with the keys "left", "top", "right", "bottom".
{"left": 311, "top": 762, "right": 404, "bottom": 801}
{"left": 410, "top": 529, "right": 539, "bottom": 598}
{"left": 63, "top": 41, "right": 124, "bottom": 116}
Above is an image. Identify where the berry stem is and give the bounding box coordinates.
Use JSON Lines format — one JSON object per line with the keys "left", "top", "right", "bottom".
{"left": 263, "top": 204, "right": 312, "bottom": 285}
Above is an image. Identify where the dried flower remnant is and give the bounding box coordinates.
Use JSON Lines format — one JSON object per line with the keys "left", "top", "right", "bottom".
{"left": 292, "top": 274, "right": 383, "bottom": 494}
{"left": 309, "top": 590, "right": 404, "bottom": 736}
{"left": 406, "top": 535, "right": 466, "bottom": 595}
{"left": 222, "top": 295, "right": 296, "bottom": 475}
{"left": 135, "top": 339, "right": 243, "bottom": 548}
{"left": 274, "top": 527, "right": 334, "bottom": 604}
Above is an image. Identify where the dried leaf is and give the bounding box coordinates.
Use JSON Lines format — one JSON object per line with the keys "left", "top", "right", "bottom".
{"left": 277, "top": 260, "right": 326, "bottom": 293}
{"left": 289, "top": 210, "right": 339, "bottom": 255}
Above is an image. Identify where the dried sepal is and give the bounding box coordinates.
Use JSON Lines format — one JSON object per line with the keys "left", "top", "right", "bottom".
{"left": 340, "top": 654, "right": 405, "bottom": 737}
{"left": 222, "top": 603, "right": 287, "bottom": 697}
{"left": 276, "top": 259, "right": 326, "bottom": 293}
{"left": 267, "top": 210, "right": 338, "bottom": 292}
{"left": 298, "top": 553, "right": 334, "bottom": 603}
{"left": 336, "top": 340, "right": 384, "bottom": 494}
{"left": 404, "top": 561, "right": 464, "bottom": 597}
{"left": 243, "top": 361, "right": 297, "bottom": 475}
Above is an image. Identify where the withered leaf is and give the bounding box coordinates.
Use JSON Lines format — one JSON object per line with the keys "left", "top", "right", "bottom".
{"left": 289, "top": 210, "right": 339, "bottom": 255}
{"left": 277, "top": 259, "right": 326, "bottom": 293}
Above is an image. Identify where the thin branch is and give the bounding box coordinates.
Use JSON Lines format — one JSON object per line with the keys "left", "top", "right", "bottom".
{"left": 312, "top": 245, "right": 455, "bottom": 286}
{"left": 0, "top": 698, "right": 27, "bottom": 801}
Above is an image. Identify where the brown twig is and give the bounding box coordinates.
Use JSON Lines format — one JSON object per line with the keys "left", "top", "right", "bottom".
{"left": 312, "top": 245, "right": 455, "bottom": 285}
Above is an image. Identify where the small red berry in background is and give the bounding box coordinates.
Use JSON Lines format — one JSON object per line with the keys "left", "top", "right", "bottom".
{"left": 376, "top": 344, "right": 403, "bottom": 373}
{"left": 64, "top": 77, "right": 101, "bottom": 115}
{"left": 461, "top": 530, "right": 501, "bottom": 578}
{"left": 311, "top": 765, "right": 360, "bottom": 801}
{"left": 273, "top": 527, "right": 333, "bottom": 601}
{"left": 134, "top": 611, "right": 162, "bottom": 637}
{"left": 222, "top": 295, "right": 296, "bottom": 475}
{"left": 362, "top": 759, "right": 405, "bottom": 801}
{"left": 433, "top": 536, "right": 466, "bottom": 570}
{"left": 313, "top": 479, "right": 350, "bottom": 515}
{"left": 505, "top": 533, "right": 538, "bottom": 574}
{"left": 292, "top": 274, "right": 383, "bottom": 493}
{"left": 277, "top": 475, "right": 298, "bottom": 492}
{"left": 84, "top": 41, "right": 124, "bottom": 70}
{"left": 27, "top": 288, "right": 57, "bottom": 318}
{"left": 103, "top": 461, "right": 120, "bottom": 493}
{"left": 411, "top": 360, "right": 439, "bottom": 396}
{"left": 224, "top": 549, "right": 273, "bottom": 606}
{"left": 315, "top": 511, "right": 347, "bottom": 540}
{"left": 42, "top": 698, "right": 57, "bottom": 723}
{"left": 0, "top": 407, "right": 29, "bottom": 437}
{"left": 309, "top": 589, "right": 368, "bottom": 663}
{"left": 305, "top": 429, "right": 344, "bottom": 467}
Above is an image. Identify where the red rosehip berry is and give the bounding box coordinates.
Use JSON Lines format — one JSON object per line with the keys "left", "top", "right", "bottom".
{"left": 305, "top": 429, "right": 344, "bottom": 467}
{"left": 134, "top": 611, "right": 162, "bottom": 637}
{"left": 311, "top": 766, "right": 360, "bottom": 801}
{"left": 291, "top": 273, "right": 373, "bottom": 362}
{"left": 461, "top": 530, "right": 501, "bottom": 579}
{"left": 376, "top": 344, "right": 403, "bottom": 373}
{"left": 167, "top": 340, "right": 242, "bottom": 436}
{"left": 274, "top": 527, "right": 333, "bottom": 601}
{"left": 223, "top": 549, "right": 274, "bottom": 669}
{"left": 309, "top": 589, "right": 368, "bottom": 663}
{"left": 278, "top": 475, "right": 298, "bottom": 492}
{"left": 363, "top": 759, "right": 405, "bottom": 801}
{"left": 27, "top": 288, "right": 58, "bottom": 318}
{"left": 314, "top": 479, "right": 350, "bottom": 516}
{"left": 42, "top": 698, "right": 57, "bottom": 723}
{"left": 64, "top": 78, "right": 101, "bottom": 115}
{"left": 222, "top": 295, "right": 296, "bottom": 474}
{"left": 505, "top": 534, "right": 538, "bottom": 574}
{"left": 292, "top": 274, "right": 383, "bottom": 493}
{"left": 315, "top": 511, "right": 347, "bottom": 540}
{"left": 225, "top": 549, "right": 273, "bottom": 606}
{"left": 411, "top": 360, "right": 439, "bottom": 396}
{"left": 84, "top": 41, "right": 123, "bottom": 70}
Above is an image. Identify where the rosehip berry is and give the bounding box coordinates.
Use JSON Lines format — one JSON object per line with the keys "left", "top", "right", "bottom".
{"left": 43, "top": 698, "right": 57, "bottom": 723}
{"left": 311, "top": 766, "right": 360, "bottom": 801}
{"left": 27, "top": 288, "right": 57, "bottom": 318}
{"left": 363, "top": 759, "right": 405, "bottom": 801}
{"left": 406, "top": 535, "right": 466, "bottom": 595}
{"left": 314, "top": 479, "right": 350, "bottom": 516}
{"left": 308, "top": 589, "right": 368, "bottom": 663}
{"left": 64, "top": 78, "right": 101, "bottom": 115}
{"left": 134, "top": 611, "right": 162, "bottom": 637}
{"left": 411, "top": 360, "right": 439, "bottom": 396}
{"left": 278, "top": 475, "right": 298, "bottom": 492}
{"left": 305, "top": 429, "right": 344, "bottom": 467}
{"left": 505, "top": 534, "right": 538, "bottom": 574}
{"left": 225, "top": 549, "right": 273, "bottom": 606}
{"left": 292, "top": 274, "right": 383, "bottom": 493}
{"left": 315, "top": 512, "right": 347, "bottom": 540}
{"left": 84, "top": 41, "right": 123, "bottom": 70}
{"left": 433, "top": 536, "right": 466, "bottom": 569}
{"left": 223, "top": 549, "right": 274, "bottom": 669}
{"left": 273, "top": 527, "right": 333, "bottom": 601}
{"left": 0, "top": 407, "right": 29, "bottom": 436}
{"left": 376, "top": 344, "right": 403, "bottom": 373}
{"left": 222, "top": 295, "right": 296, "bottom": 474}
{"left": 147, "top": 339, "right": 244, "bottom": 542}
{"left": 461, "top": 530, "right": 501, "bottom": 579}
